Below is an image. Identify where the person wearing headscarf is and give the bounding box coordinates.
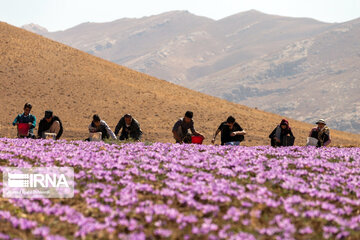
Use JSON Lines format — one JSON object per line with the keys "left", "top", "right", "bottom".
{"left": 269, "top": 119, "right": 295, "bottom": 147}
{"left": 309, "top": 119, "right": 331, "bottom": 147}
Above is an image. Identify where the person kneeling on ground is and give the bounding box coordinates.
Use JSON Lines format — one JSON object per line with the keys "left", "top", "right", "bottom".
{"left": 87, "top": 114, "right": 116, "bottom": 141}
{"left": 172, "top": 111, "right": 204, "bottom": 144}
{"left": 38, "top": 110, "right": 63, "bottom": 140}
{"left": 114, "top": 114, "right": 142, "bottom": 141}
{"left": 12, "top": 103, "right": 36, "bottom": 138}
{"left": 269, "top": 119, "right": 295, "bottom": 147}
{"left": 309, "top": 119, "right": 331, "bottom": 147}
{"left": 212, "top": 116, "right": 246, "bottom": 146}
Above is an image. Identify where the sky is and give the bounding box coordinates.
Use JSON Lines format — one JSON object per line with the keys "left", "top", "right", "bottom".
{"left": 1, "top": 0, "right": 360, "bottom": 32}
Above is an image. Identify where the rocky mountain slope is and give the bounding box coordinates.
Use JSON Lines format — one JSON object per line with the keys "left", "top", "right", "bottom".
{"left": 1, "top": 22, "right": 358, "bottom": 146}
{"left": 26, "top": 10, "right": 360, "bottom": 133}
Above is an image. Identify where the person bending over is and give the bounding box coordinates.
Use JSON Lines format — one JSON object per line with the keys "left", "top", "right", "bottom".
{"left": 212, "top": 116, "right": 246, "bottom": 146}
{"left": 172, "top": 111, "right": 204, "bottom": 144}
{"left": 38, "top": 110, "right": 63, "bottom": 140}
{"left": 114, "top": 114, "right": 142, "bottom": 141}
{"left": 87, "top": 114, "right": 116, "bottom": 141}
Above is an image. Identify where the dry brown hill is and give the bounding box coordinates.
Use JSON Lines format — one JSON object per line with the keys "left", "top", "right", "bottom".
{"left": 35, "top": 10, "right": 360, "bottom": 134}
{"left": 1, "top": 22, "right": 359, "bottom": 146}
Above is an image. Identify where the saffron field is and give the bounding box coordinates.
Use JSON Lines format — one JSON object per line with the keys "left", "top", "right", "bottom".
{"left": 0, "top": 138, "right": 360, "bottom": 240}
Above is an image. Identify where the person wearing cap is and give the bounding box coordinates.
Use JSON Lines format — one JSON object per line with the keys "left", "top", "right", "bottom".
{"left": 12, "top": 103, "right": 36, "bottom": 138}
{"left": 211, "top": 116, "right": 246, "bottom": 145}
{"left": 269, "top": 119, "right": 295, "bottom": 147}
{"left": 309, "top": 119, "right": 331, "bottom": 147}
{"left": 88, "top": 114, "right": 116, "bottom": 141}
{"left": 114, "top": 114, "right": 142, "bottom": 141}
{"left": 37, "top": 110, "right": 63, "bottom": 140}
{"left": 172, "top": 111, "right": 204, "bottom": 143}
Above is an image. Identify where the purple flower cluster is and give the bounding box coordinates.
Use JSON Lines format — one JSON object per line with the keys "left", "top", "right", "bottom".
{"left": 0, "top": 210, "right": 37, "bottom": 230}
{"left": 0, "top": 138, "right": 360, "bottom": 239}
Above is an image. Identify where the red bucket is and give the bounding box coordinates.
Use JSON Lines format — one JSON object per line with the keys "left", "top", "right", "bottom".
{"left": 191, "top": 136, "right": 204, "bottom": 144}
{"left": 17, "top": 123, "right": 30, "bottom": 136}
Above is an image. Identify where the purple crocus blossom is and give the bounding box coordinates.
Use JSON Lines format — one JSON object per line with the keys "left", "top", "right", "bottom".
{"left": 0, "top": 138, "right": 359, "bottom": 239}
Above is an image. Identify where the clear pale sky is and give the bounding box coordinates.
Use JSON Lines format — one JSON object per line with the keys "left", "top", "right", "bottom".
{"left": 1, "top": 0, "right": 359, "bottom": 31}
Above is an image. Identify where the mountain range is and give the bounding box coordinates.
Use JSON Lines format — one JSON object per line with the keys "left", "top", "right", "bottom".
{"left": 23, "top": 10, "right": 360, "bottom": 134}
{"left": 2, "top": 21, "right": 359, "bottom": 146}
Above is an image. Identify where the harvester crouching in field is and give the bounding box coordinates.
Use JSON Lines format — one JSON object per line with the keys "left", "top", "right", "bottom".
{"left": 269, "top": 119, "right": 295, "bottom": 147}
{"left": 12, "top": 103, "right": 36, "bottom": 139}
{"left": 212, "top": 116, "right": 246, "bottom": 146}
{"left": 114, "top": 114, "right": 142, "bottom": 142}
{"left": 308, "top": 119, "right": 331, "bottom": 147}
{"left": 37, "top": 110, "right": 63, "bottom": 140}
{"left": 86, "top": 114, "right": 116, "bottom": 141}
{"left": 172, "top": 111, "right": 205, "bottom": 144}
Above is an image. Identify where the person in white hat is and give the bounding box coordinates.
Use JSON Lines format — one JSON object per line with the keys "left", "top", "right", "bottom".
{"left": 309, "top": 119, "right": 331, "bottom": 147}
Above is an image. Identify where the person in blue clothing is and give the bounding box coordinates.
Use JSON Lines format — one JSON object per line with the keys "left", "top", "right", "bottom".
{"left": 12, "top": 103, "right": 36, "bottom": 138}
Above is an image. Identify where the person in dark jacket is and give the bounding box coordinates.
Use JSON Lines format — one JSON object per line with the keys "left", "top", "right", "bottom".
{"left": 172, "top": 111, "right": 204, "bottom": 143}
{"left": 269, "top": 119, "right": 295, "bottom": 147}
{"left": 87, "top": 114, "right": 116, "bottom": 141}
{"left": 114, "top": 114, "right": 142, "bottom": 141}
{"left": 37, "top": 110, "right": 63, "bottom": 140}
{"left": 211, "top": 116, "right": 246, "bottom": 145}
{"left": 12, "top": 103, "right": 36, "bottom": 138}
{"left": 309, "top": 119, "right": 331, "bottom": 147}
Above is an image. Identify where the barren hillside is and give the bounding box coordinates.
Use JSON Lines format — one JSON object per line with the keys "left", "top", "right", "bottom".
{"left": 31, "top": 10, "right": 360, "bottom": 134}
{"left": 1, "top": 22, "right": 359, "bottom": 146}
